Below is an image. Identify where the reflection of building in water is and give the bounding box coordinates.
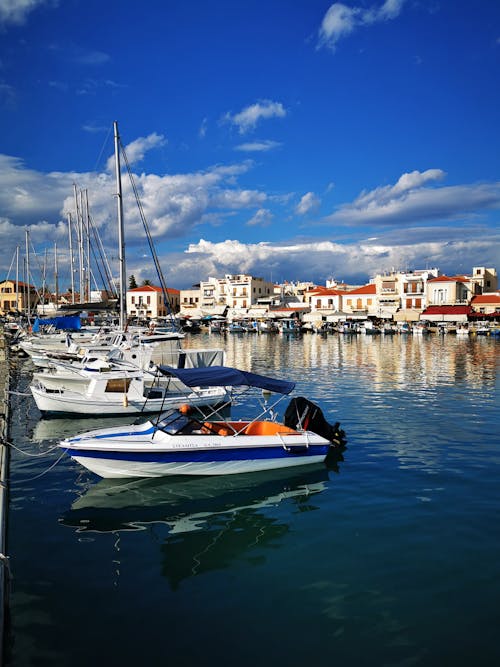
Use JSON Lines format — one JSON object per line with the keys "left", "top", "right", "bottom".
{"left": 184, "top": 329, "right": 498, "bottom": 395}
{"left": 364, "top": 335, "right": 499, "bottom": 392}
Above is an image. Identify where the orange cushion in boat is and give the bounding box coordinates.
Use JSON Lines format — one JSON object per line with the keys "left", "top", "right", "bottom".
{"left": 244, "top": 421, "right": 297, "bottom": 436}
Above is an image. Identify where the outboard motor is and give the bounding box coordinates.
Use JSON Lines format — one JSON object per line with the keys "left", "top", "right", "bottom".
{"left": 284, "top": 397, "right": 346, "bottom": 450}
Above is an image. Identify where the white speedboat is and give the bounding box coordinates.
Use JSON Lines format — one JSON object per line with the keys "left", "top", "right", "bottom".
{"left": 58, "top": 365, "right": 347, "bottom": 479}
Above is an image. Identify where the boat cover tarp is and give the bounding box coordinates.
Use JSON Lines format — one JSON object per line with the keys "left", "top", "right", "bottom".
{"left": 158, "top": 365, "right": 295, "bottom": 394}
{"left": 181, "top": 349, "right": 225, "bottom": 368}
{"left": 32, "top": 315, "right": 81, "bottom": 332}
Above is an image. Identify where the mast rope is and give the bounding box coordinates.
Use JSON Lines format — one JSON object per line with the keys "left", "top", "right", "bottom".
{"left": 119, "top": 139, "right": 178, "bottom": 330}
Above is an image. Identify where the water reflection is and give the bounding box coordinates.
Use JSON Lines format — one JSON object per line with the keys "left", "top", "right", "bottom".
{"left": 60, "top": 465, "right": 334, "bottom": 588}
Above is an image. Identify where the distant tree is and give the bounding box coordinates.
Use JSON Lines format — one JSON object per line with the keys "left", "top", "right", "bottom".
{"left": 129, "top": 275, "right": 138, "bottom": 289}
{"left": 141, "top": 279, "right": 152, "bottom": 286}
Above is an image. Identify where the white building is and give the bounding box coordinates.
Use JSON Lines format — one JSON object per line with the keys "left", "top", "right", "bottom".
{"left": 200, "top": 274, "right": 274, "bottom": 313}
{"left": 126, "top": 285, "right": 180, "bottom": 320}
{"left": 373, "top": 268, "right": 440, "bottom": 319}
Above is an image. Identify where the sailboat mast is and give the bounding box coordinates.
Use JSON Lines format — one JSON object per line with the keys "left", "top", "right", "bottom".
{"left": 15, "top": 245, "right": 19, "bottom": 313}
{"left": 54, "top": 241, "right": 59, "bottom": 306}
{"left": 114, "top": 121, "right": 127, "bottom": 330}
{"left": 25, "top": 229, "right": 31, "bottom": 321}
{"left": 67, "top": 213, "right": 76, "bottom": 304}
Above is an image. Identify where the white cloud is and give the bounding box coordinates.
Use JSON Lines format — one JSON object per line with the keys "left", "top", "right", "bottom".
{"left": 222, "top": 100, "right": 286, "bottom": 134}
{"left": 324, "top": 169, "right": 500, "bottom": 226}
{"left": 247, "top": 208, "right": 273, "bottom": 227}
{"left": 0, "top": 81, "right": 16, "bottom": 107}
{"left": 74, "top": 50, "right": 110, "bottom": 65}
{"left": 318, "top": 0, "right": 406, "bottom": 51}
{"left": 0, "top": 0, "right": 53, "bottom": 26}
{"left": 1, "top": 138, "right": 498, "bottom": 289}
{"left": 234, "top": 140, "right": 282, "bottom": 152}
{"left": 0, "top": 145, "right": 275, "bottom": 282}
{"left": 199, "top": 117, "right": 208, "bottom": 139}
{"left": 105, "top": 132, "right": 167, "bottom": 171}
{"left": 296, "top": 191, "right": 320, "bottom": 215}
{"left": 180, "top": 235, "right": 500, "bottom": 287}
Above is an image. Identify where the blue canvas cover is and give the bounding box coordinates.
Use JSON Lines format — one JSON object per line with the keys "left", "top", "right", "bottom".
{"left": 32, "top": 315, "right": 82, "bottom": 332}
{"left": 158, "top": 365, "right": 295, "bottom": 395}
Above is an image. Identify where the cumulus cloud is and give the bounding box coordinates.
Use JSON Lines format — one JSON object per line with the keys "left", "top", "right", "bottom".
{"left": 317, "top": 0, "right": 406, "bottom": 51}
{"left": 0, "top": 141, "right": 274, "bottom": 282}
{"left": 179, "top": 234, "right": 500, "bottom": 287}
{"left": 1, "top": 132, "right": 499, "bottom": 290}
{"left": 296, "top": 191, "right": 320, "bottom": 215}
{"left": 222, "top": 100, "right": 286, "bottom": 134}
{"left": 324, "top": 169, "right": 500, "bottom": 226}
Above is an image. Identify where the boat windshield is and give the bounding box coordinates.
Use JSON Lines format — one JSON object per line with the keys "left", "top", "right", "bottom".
{"left": 155, "top": 410, "right": 199, "bottom": 434}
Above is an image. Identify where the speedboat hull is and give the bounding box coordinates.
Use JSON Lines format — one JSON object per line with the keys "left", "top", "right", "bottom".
{"left": 70, "top": 448, "right": 329, "bottom": 478}
{"left": 60, "top": 420, "right": 332, "bottom": 478}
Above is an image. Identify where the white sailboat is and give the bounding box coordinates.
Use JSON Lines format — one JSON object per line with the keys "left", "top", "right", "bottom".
{"left": 28, "top": 122, "right": 226, "bottom": 415}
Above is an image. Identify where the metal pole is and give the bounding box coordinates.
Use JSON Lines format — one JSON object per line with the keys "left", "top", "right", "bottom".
{"left": 114, "top": 121, "right": 127, "bottom": 330}
{"left": 25, "top": 229, "right": 30, "bottom": 321}
{"left": 68, "top": 213, "right": 75, "bottom": 304}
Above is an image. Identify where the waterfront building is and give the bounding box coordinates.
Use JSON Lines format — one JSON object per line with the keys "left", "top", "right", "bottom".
{"left": 470, "top": 267, "right": 498, "bottom": 293}
{"left": 343, "top": 284, "right": 378, "bottom": 317}
{"left": 372, "top": 268, "right": 440, "bottom": 320}
{"left": 470, "top": 293, "right": 500, "bottom": 316}
{"left": 126, "top": 285, "right": 180, "bottom": 320}
{"left": 0, "top": 280, "right": 38, "bottom": 316}
{"left": 179, "top": 286, "right": 202, "bottom": 314}
{"left": 199, "top": 274, "right": 274, "bottom": 313}
{"left": 308, "top": 288, "right": 345, "bottom": 313}
{"left": 427, "top": 275, "right": 471, "bottom": 306}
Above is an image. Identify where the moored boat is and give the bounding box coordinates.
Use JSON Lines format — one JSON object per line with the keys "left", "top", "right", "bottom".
{"left": 58, "top": 365, "right": 347, "bottom": 479}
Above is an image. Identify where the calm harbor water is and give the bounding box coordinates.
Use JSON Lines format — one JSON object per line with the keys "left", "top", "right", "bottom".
{"left": 4, "top": 332, "right": 500, "bottom": 666}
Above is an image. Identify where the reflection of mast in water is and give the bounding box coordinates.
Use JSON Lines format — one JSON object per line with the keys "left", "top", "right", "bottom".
{"left": 112, "top": 532, "right": 121, "bottom": 588}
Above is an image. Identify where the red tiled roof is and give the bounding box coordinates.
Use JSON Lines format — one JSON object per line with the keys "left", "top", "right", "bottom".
{"left": 427, "top": 275, "right": 468, "bottom": 283}
{"left": 311, "top": 289, "right": 343, "bottom": 297}
{"left": 471, "top": 294, "right": 500, "bottom": 304}
{"left": 346, "top": 284, "right": 376, "bottom": 295}
{"left": 129, "top": 285, "right": 179, "bottom": 294}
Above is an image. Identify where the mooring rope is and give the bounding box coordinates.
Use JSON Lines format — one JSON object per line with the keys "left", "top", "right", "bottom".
{"left": 1, "top": 439, "right": 60, "bottom": 457}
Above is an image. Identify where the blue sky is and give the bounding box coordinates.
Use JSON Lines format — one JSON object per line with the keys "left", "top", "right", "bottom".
{"left": 1, "top": 0, "right": 500, "bottom": 291}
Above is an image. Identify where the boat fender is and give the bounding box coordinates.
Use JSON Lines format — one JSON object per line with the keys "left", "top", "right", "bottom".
{"left": 179, "top": 404, "right": 191, "bottom": 414}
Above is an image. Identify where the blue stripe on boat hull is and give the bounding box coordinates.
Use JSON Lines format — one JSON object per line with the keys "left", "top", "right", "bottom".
{"left": 67, "top": 444, "right": 330, "bottom": 463}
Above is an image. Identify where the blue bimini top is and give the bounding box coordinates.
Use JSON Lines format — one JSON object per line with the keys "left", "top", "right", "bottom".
{"left": 158, "top": 365, "right": 295, "bottom": 395}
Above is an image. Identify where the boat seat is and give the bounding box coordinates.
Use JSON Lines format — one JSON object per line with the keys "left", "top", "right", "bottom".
{"left": 244, "top": 421, "right": 297, "bottom": 436}
{"left": 202, "top": 422, "right": 230, "bottom": 436}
